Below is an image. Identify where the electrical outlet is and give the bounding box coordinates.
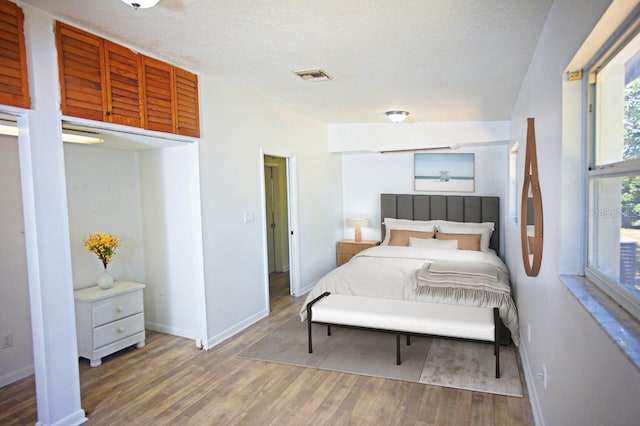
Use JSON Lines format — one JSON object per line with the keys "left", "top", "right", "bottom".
{"left": 1, "top": 333, "right": 12, "bottom": 349}
{"left": 536, "top": 364, "right": 548, "bottom": 389}
{"left": 527, "top": 323, "right": 531, "bottom": 343}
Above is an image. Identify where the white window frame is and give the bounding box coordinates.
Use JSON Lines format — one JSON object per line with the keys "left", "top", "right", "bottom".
{"left": 509, "top": 142, "right": 519, "bottom": 226}
{"left": 586, "top": 17, "right": 640, "bottom": 321}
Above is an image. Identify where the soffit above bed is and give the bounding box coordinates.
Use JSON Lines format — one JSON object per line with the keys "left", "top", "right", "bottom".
{"left": 328, "top": 121, "right": 510, "bottom": 153}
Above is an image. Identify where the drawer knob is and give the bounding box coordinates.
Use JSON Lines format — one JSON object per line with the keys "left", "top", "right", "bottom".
{"left": 116, "top": 306, "right": 124, "bottom": 312}
{"left": 117, "top": 327, "right": 126, "bottom": 333}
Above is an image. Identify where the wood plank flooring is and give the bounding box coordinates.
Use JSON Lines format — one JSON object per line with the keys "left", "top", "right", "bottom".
{"left": 0, "top": 273, "right": 534, "bottom": 425}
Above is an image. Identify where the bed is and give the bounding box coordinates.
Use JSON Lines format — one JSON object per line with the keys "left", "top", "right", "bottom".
{"left": 300, "top": 194, "right": 520, "bottom": 346}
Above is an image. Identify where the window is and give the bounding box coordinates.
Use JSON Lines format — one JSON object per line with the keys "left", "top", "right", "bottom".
{"left": 587, "top": 23, "right": 640, "bottom": 319}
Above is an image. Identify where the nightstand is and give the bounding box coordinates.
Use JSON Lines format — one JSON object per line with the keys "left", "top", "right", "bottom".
{"left": 336, "top": 239, "right": 379, "bottom": 265}
{"left": 74, "top": 281, "right": 146, "bottom": 367}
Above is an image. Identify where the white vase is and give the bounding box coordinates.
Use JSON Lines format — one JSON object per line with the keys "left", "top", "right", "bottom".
{"left": 98, "top": 270, "right": 114, "bottom": 290}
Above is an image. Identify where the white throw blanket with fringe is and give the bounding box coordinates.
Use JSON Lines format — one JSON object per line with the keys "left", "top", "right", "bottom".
{"left": 300, "top": 245, "right": 520, "bottom": 346}
{"left": 416, "top": 260, "right": 510, "bottom": 293}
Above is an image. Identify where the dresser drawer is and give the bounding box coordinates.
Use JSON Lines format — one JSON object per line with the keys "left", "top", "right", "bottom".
{"left": 93, "top": 313, "right": 144, "bottom": 349}
{"left": 92, "top": 291, "right": 143, "bottom": 327}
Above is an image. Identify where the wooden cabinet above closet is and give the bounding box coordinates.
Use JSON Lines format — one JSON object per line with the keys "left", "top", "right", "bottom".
{"left": 173, "top": 67, "right": 200, "bottom": 137}
{"left": 55, "top": 21, "right": 200, "bottom": 137}
{"left": 0, "top": 0, "right": 30, "bottom": 109}
{"left": 103, "top": 40, "right": 144, "bottom": 128}
{"left": 56, "top": 23, "right": 109, "bottom": 122}
{"left": 141, "top": 55, "right": 174, "bottom": 134}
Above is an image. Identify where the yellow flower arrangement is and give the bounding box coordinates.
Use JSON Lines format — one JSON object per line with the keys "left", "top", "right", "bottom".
{"left": 84, "top": 232, "right": 121, "bottom": 269}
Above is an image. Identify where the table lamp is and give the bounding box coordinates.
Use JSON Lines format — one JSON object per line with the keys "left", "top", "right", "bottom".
{"left": 346, "top": 218, "right": 370, "bottom": 242}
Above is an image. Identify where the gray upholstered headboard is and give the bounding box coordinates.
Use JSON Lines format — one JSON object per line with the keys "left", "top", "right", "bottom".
{"left": 380, "top": 194, "right": 500, "bottom": 253}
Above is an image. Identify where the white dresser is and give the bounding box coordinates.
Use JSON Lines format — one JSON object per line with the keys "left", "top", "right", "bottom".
{"left": 74, "top": 281, "right": 146, "bottom": 367}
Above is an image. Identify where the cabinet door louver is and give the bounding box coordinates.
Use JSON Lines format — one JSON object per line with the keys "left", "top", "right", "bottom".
{"left": 56, "top": 22, "right": 106, "bottom": 121}
{"left": 104, "top": 40, "right": 143, "bottom": 127}
{"left": 0, "top": 0, "right": 29, "bottom": 109}
{"left": 142, "top": 55, "right": 174, "bottom": 133}
{"left": 174, "top": 67, "right": 200, "bottom": 137}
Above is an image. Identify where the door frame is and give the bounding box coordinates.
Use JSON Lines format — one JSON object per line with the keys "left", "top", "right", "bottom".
{"left": 260, "top": 150, "right": 300, "bottom": 306}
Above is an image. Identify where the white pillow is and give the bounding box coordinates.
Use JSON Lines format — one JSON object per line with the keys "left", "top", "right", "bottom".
{"left": 381, "top": 218, "right": 437, "bottom": 245}
{"left": 409, "top": 237, "right": 458, "bottom": 250}
{"left": 435, "top": 221, "right": 494, "bottom": 252}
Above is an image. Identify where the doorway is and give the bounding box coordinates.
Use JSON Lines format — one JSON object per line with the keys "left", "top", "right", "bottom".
{"left": 263, "top": 155, "right": 291, "bottom": 303}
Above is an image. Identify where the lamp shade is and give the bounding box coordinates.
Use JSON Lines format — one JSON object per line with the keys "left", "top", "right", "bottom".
{"left": 346, "top": 218, "right": 370, "bottom": 228}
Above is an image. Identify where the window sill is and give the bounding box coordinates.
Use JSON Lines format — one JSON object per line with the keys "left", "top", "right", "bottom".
{"left": 560, "top": 274, "right": 640, "bottom": 371}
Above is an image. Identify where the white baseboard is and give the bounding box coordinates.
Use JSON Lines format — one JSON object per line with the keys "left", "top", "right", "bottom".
{"left": 519, "top": 343, "right": 544, "bottom": 426}
{"left": 145, "top": 321, "right": 197, "bottom": 340}
{"left": 206, "top": 308, "right": 269, "bottom": 349}
{"left": 0, "top": 364, "right": 34, "bottom": 387}
{"left": 36, "top": 408, "right": 87, "bottom": 426}
{"left": 296, "top": 280, "right": 317, "bottom": 297}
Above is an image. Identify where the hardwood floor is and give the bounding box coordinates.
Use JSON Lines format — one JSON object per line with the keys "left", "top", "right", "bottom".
{"left": 0, "top": 278, "right": 534, "bottom": 425}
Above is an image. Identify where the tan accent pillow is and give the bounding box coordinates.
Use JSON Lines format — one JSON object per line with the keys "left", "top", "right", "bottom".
{"left": 388, "top": 229, "right": 434, "bottom": 246}
{"left": 435, "top": 232, "right": 481, "bottom": 251}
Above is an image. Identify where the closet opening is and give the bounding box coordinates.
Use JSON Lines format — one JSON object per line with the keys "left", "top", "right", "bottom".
{"left": 62, "top": 121, "right": 208, "bottom": 353}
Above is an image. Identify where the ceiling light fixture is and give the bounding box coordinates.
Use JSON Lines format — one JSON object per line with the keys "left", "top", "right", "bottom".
{"left": 0, "top": 120, "right": 104, "bottom": 144}
{"left": 0, "top": 122, "right": 18, "bottom": 137}
{"left": 293, "top": 69, "right": 332, "bottom": 82}
{"left": 120, "top": 0, "right": 159, "bottom": 10}
{"left": 61, "top": 129, "right": 104, "bottom": 144}
{"left": 385, "top": 110, "right": 410, "bottom": 123}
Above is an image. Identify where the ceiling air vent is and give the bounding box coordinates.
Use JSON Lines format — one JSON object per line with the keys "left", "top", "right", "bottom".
{"left": 294, "top": 69, "right": 332, "bottom": 82}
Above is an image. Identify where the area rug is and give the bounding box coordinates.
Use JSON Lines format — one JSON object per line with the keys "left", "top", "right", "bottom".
{"left": 239, "top": 316, "right": 523, "bottom": 397}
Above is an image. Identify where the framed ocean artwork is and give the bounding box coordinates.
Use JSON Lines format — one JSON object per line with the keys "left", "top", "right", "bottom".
{"left": 414, "top": 153, "right": 475, "bottom": 192}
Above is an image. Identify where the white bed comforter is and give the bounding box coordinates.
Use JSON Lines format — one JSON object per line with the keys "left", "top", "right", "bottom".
{"left": 300, "top": 245, "right": 520, "bottom": 346}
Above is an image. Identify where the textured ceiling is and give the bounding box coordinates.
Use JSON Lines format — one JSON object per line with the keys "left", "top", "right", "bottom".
{"left": 19, "top": 0, "right": 553, "bottom": 124}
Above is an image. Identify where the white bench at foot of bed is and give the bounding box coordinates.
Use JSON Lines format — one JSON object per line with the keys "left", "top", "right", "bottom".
{"left": 306, "top": 292, "right": 502, "bottom": 378}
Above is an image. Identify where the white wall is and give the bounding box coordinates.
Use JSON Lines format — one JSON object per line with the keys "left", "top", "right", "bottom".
{"left": 139, "top": 144, "right": 207, "bottom": 340}
{"left": 0, "top": 135, "right": 33, "bottom": 387}
{"left": 64, "top": 144, "right": 145, "bottom": 288}
{"left": 340, "top": 145, "right": 508, "bottom": 253}
{"left": 198, "top": 78, "right": 343, "bottom": 346}
{"left": 18, "top": 6, "right": 85, "bottom": 423}
{"left": 507, "top": 0, "right": 640, "bottom": 425}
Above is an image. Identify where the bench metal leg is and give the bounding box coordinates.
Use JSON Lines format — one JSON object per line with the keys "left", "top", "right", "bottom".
{"left": 495, "top": 342, "right": 500, "bottom": 378}
{"left": 406, "top": 335, "right": 411, "bottom": 346}
{"left": 307, "top": 306, "right": 313, "bottom": 354}
{"left": 493, "top": 307, "right": 500, "bottom": 378}
{"left": 307, "top": 292, "right": 331, "bottom": 354}
{"left": 327, "top": 325, "right": 332, "bottom": 336}
{"left": 396, "top": 333, "right": 401, "bottom": 365}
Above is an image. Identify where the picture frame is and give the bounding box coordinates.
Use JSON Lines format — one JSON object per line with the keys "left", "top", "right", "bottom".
{"left": 414, "top": 153, "right": 475, "bottom": 192}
